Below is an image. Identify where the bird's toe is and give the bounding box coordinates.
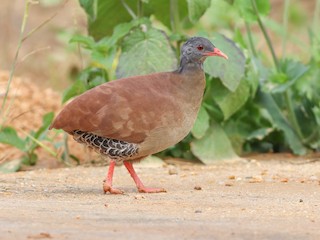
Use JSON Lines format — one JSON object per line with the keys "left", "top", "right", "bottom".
{"left": 103, "top": 183, "right": 124, "bottom": 194}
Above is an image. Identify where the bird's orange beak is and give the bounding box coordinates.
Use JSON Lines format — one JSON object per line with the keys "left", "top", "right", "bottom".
{"left": 204, "top": 48, "right": 228, "bottom": 59}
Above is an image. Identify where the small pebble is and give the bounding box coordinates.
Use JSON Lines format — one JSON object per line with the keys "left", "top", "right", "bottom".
{"left": 194, "top": 186, "right": 202, "bottom": 190}
{"left": 168, "top": 166, "right": 178, "bottom": 175}
{"left": 218, "top": 181, "right": 225, "bottom": 185}
{"left": 299, "top": 199, "right": 303, "bottom": 203}
{"left": 195, "top": 210, "right": 202, "bottom": 213}
{"left": 225, "top": 183, "right": 233, "bottom": 187}
{"left": 228, "top": 175, "right": 235, "bottom": 180}
{"left": 248, "top": 176, "right": 263, "bottom": 183}
{"left": 236, "top": 177, "right": 242, "bottom": 181}
{"left": 309, "top": 175, "right": 318, "bottom": 181}
{"left": 134, "top": 195, "right": 146, "bottom": 200}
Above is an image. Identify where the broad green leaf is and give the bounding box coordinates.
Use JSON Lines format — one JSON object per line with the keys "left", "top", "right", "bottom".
{"left": 210, "top": 77, "right": 250, "bottom": 120}
{"left": 202, "top": 0, "right": 240, "bottom": 29}
{"left": 62, "top": 79, "right": 87, "bottom": 103}
{"left": 69, "top": 34, "right": 95, "bottom": 49}
{"left": 258, "top": 89, "right": 307, "bottom": 155}
{"left": 223, "top": 119, "right": 247, "bottom": 154}
{"left": 191, "top": 105, "right": 210, "bottom": 139}
{"left": 34, "top": 112, "right": 55, "bottom": 139}
{"left": 295, "top": 63, "right": 320, "bottom": 102}
{"left": 0, "top": 159, "right": 22, "bottom": 173}
{"left": 99, "top": 18, "right": 151, "bottom": 49}
{"left": 204, "top": 34, "right": 245, "bottom": 92}
{"left": 91, "top": 47, "right": 117, "bottom": 76}
{"left": 312, "top": 106, "right": 320, "bottom": 125}
{"left": 294, "top": 98, "right": 319, "bottom": 144}
{"left": 191, "top": 121, "right": 238, "bottom": 163}
{"left": 0, "top": 127, "right": 25, "bottom": 151}
{"left": 224, "top": 0, "right": 234, "bottom": 4}
{"left": 116, "top": 27, "right": 177, "bottom": 78}
{"left": 79, "top": 0, "right": 204, "bottom": 39}
{"left": 234, "top": 0, "right": 271, "bottom": 22}
{"left": 246, "top": 127, "right": 273, "bottom": 140}
{"left": 187, "top": 0, "right": 211, "bottom": 23}
{"left": 79, "top": 0, "right": 96, "bottom": 20}
{"left": 246, "top": 66, "right": 259, "bottom": 98}
{"left": 271, "top": 59, "right": 309, "bottom": 93}
{"left": 85, "top": 68, "right": 108, "bottom": 88}
{"left": 107, "top": 21, "right": 141, "bottom": 46}
{"left": 256, "top": 1, "right": 271, "bottom": 16}
{"left": 147, "top": 0, "right": 189, "bottom": 30}
{"left": 83, "top": 0, "right": 139, "bottom": 40}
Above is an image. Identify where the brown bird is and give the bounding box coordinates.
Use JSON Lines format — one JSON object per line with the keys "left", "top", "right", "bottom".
{"left": 50, "top": 37, "right": 228, "bottom": 194}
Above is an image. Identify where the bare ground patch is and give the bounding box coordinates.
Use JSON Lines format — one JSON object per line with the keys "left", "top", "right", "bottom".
{"left": 1, "top": 157, "right": 319, "bottom": 239}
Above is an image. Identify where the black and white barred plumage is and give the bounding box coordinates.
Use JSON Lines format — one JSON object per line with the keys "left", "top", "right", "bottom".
{"left": 72, "top": 130, "right": 139, "bottom": 161}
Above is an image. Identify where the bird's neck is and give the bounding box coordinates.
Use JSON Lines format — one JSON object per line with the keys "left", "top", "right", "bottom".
{"left": 171, "top": 55, "right": 206, "bottom": 98}
{"left": 176, "top": 55, "right": 204, "bottom": 74}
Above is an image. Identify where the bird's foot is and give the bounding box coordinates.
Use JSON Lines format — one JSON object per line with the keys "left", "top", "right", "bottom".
{"left": 103, "top": 181, "right": 124, "bottom": 194}
{"left": 138, "top": 187, "right": 167, "bottom": 193}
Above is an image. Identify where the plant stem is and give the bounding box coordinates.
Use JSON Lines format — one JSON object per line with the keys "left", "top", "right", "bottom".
{"left": 282, "top": 0, "right": 290, "bottom": 58}
{"left": 302, "top": 128, "right": 319, "bottom": 145}
{"left": 281, "top": 0, "right": 304, "bottom": 142}
{"left": 137, "top": 0, "right": 143, "bottom": 18}
{"left": 120, "top": 0, "right": 137, "bottom": 19}
{"left": 19, "top": 128, "right": 58, "bottom": 157}
{"left": 245, "top": 22, "right": 257, "bottom": 58}
{"left": 63, "top": 132, "right": 71, "bottom": 165}
{"left": 0, "top": 0, "right": 31, "bottom": 116}
{"left": 170, "top": 0, "right": 181, "bottom": 34}
{"left": 170, "top": 0, "right": 182, "bottom": 58}
{"left": 313, "top": 0, "right": 320, "bottom": 34}
{"left": 251, "top": 0, "right": 280, "bottom": 72}
{"left": 251, "top": 0, "right": 304, "bottom": 143}
{"left": 284, "top": 90, "right": 304, "bottom": 140}
{"left": 21, "top": 10, "right": 58, "bottom": 43}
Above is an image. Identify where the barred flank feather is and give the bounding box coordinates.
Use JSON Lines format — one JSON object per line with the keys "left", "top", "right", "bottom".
{"left": 73, "top": 130, "right": 139, "bottom": 161}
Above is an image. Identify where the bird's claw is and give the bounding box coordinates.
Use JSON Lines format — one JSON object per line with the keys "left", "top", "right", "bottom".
{"left": 103, "top": 182, "right": 124, "bottom": 194}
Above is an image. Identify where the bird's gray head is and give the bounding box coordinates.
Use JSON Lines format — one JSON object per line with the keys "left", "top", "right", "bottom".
{"left": 179, "top": 37, "right": 228, "bottom": 70}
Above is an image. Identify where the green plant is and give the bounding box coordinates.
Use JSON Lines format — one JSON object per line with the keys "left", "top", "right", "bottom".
{"left": 0, "top": 0, "right": 73, "bottom": 172}
{"left": 64, "top": 0, "right": 319, "bottom": 163}
{"left": 0, "top": 112, "right": 58, "bottom": 172}
{"left": 227, "top": 0, "right": 320, "bottom": 154}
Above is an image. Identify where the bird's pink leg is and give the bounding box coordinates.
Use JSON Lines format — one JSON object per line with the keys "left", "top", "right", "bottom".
{"left": 123, "top": 161, "right": 166, "bottom": 193}
{"left": 103, "top": 160, "right": 123, "bottom": 194}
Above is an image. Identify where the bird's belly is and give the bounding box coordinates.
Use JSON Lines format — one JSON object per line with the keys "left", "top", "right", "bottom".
{"left": 139, "top": 100, "right": 201, "bottom": 156}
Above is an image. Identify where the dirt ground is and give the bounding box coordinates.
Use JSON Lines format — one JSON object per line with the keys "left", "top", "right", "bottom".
{"left": 1, "top": 157, "right": 320, "bottom": 240}
{"left": 1, "top": 2, "right": 319, "bottom": 239}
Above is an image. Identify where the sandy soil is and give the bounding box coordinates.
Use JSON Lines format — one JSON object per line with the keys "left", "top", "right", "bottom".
{"left": 1, "top": 157, "right": 320, "bottom": 240}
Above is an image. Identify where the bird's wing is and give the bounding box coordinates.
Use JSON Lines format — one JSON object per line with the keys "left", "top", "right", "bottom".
{"left": 50, "top": 72, "right": 183, "bottom": 143}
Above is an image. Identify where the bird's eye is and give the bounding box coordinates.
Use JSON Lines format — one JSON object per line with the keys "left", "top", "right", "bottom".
{"left": 197, "top": 45, "right": 204, "bottom": 51}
